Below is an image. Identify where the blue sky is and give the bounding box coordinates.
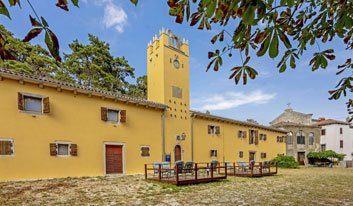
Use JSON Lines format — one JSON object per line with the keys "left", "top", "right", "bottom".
{"left": 1, "top": 0, "right": 351, "bottom": 124}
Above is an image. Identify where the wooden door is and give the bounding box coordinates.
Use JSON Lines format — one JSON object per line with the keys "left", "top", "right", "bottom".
{"left": 105, "top": 145, "right": 123, "bottom": 174}
{"left": 297, "top": 152, "right": 305, "bottom": 165}
{"left": 249, "top": 152, "right": 255, "bottom": 162}
{"left": 174, "top": 145, "right": 181, "bottom": 161}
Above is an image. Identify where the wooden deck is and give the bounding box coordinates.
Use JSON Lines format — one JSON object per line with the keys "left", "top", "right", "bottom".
{"left": 223, "top": 162, "right": 278, "bottom": 177}
{"left": 144, "top": 163, "right": 227, "bottom": 185}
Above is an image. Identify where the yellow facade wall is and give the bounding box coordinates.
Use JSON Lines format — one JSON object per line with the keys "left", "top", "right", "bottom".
{"left": 0, "top": 78, "right": 163, "bottom": 181}
{"left": 192, "top": 118, "right": 286, "bottom": 163}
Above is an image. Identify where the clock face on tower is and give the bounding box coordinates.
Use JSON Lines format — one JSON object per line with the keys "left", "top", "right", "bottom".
{"left": 173, "top": 59, "right": 180, "bottom": 69}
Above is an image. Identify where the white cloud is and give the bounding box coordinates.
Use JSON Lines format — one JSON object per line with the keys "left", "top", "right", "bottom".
{"left": 83, "top": 0, "right": 128, "bottom": 33}
{"left": 102, "top": 1, "right": 128, "bottom": 33}
{"left": 192, "top": 90, "right": 276, "bottom": 111}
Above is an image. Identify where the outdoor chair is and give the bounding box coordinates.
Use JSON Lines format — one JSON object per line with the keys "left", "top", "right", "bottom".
{"left": 161, "top": 162, "right": 172, "bottom": 178}
{"left": 153, "top": 162, "right": 172, "bottom": 178}
{"left": 153, "top": 162, "right": 161, "bottom": 176}
{"left": 237, "top": 161, "right": 248, "bottom": 172}
{"left": 174, "top": 161, "right": 184, "bottom": 175}
{"left": 206, "top": 160, "right": 219, "bottom": 176}
{"left": 262, "top": 161, "right": 271, "bottom": 172}
{"left": 225, "top": 161, "right": 234, "bottom": 173}
{"left": 183, "top": 161, "right": 194, "bottom": 176}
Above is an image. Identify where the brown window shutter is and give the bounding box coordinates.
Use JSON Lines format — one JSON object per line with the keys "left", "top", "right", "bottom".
{"left": 6, "top": 141, "right": 12, "bottom": 155}
{"left": 120, "top": 110, "right": 126, "bottom": 123}
{"left": 18, "top": 92, "right": 24, "bottom": 110}
{"left": 43, "top": 97, "right": 50, "bottom": 113}
{"left": 243, "top": 131, "right": 247, "bottom": 139}
{"left": 249, "top": 130, "right": 252, "bottom": 144}
{"left": 208, "top": 125, "right": 212, "bottom": 134}
{"left": 215, "top": 126, "right": 220, "bottom": 134}
{"left": 0, "top": 141, "right": 4, "bottom": 155}
{"left": 255, "top": 131, "right": 259, "bottom": 145}
{"left": 238, "top": 131, "right": 242, "bottom": 138}
{"left": 101, "top": 107, "right": 108, "bottom": 121}
{"left": 50, "top": 143, "right": 57, "bottom": 156}
{"left": 70, "top": 144, "right": 78, "bottom": 156}
{"left": 264, "top": 134, "right": 267, "bottom": 141}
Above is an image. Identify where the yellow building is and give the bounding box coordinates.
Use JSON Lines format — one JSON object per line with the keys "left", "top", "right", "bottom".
{"left": 0, "top": 29, "right": 286, "bottom": 181}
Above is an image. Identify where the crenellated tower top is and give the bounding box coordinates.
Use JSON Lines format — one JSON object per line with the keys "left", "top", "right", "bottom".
{"left": 147, "top": 28, "right": 189, "bottom": 56}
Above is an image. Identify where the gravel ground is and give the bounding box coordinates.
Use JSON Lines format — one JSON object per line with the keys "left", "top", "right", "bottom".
{"left": 1, "top": 167, "right": 353, "bottom": 206}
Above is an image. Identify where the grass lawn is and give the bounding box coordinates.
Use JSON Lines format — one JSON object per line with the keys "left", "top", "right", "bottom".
{"left": 1, "top": 167, "right": 352, "bottom": 205}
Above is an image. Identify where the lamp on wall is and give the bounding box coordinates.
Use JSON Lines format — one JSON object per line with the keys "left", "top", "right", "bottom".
{"left": 181, "top": 132, "right": 186, "bottom": 140}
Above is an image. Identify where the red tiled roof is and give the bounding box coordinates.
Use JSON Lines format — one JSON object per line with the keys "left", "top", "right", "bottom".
{"left": 313, "top": 119, "right": 350, "bottom": 126}
{"left": 0, "top": 68, "right": 167, "bottom": 110}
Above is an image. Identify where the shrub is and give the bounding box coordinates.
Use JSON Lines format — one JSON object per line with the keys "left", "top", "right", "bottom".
{"left": 307, "top": 150, "right": 345, "bottom": 161}
{"left": 271, "top": 155, "right": 299, "bottom": 169}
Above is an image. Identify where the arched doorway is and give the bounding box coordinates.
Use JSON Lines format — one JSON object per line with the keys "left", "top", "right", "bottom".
{"left": 174, "top": 145, "right": 182, "bottom": 161}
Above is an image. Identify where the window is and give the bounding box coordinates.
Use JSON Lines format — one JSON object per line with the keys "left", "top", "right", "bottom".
{"left": 101, "top": 107, "right": 126, "bottom": 123}
{"left": 321, "top": 144, "right": 326, "bottom": 151}
{"left": 210, "top": 150, "right": 218, "bottom": 157}
{"left": 238, "top": 130, "right": 246, "bottom": 138}
{"left": 172, "top": 86, "right": 182, "bottom": 98}
{"left": 24, "top": 96, "right": 42, "bottom": 112}
{"left": 309, "top": 133, "right": 315, "bottom": 145}
{"left": 249, "top": 130, "right": 258, "bottom": 144}
{"left": 57, "top": 144, "right": 69, "bottom": 156}
{"left": 0, "top": 139, "right": 14, "bottom": 156}
{"left": 50, "top": 143, "right": 78, "bottom": 157}
{"left": 239, "top": 151, "right": 244, "bottom": 158}
{"left": 259, "top": 134, "right": 267, "bottom": 141}
{"left": 297, "top": 135, "right": 305, "bottom": 145}
{"left": 168, "top": 35, "right": 181, "bottom": 49}
{"left": 340, "top": 140, "right": 343, "bottom": 148}
{"left": 321, "top": 129, "right": 326, "bottom": 135}
{"left": 208, "top": 125, "right": 220, "bottom": 135}
{"left": 261, "top": 152, "right": 267, "bottom": 159}
{"left": 277, "top": 136, "right": 285, "bottom": 142}
{"left": 18, "top": 93, "right": 50, "bottom": 114}
{"left": 287, "top": 132, "right": 293, "bottom": 144}
{"left": 340, "top": 128, "right": 343, "bottom": 134}
{"left": 141, "top": 146, "right": 150, "bottom": 157}
{"left": 297, "top": 131, "right": 305, "bottom": 145}
{"left": 107, "top": 109, "right": 119, "bottom": 122}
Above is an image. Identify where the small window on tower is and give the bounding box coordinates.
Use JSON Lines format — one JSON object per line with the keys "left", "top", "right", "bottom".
{"left": 172, "top": 86, "right": 182, "bottom": 99}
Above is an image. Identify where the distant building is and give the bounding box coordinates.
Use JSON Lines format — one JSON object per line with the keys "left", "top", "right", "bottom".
{"left": 313, "top": 118, "right": 353, "bottom": 166}
{"left": 270, "top": 107, "right": 320, "bottom": 165}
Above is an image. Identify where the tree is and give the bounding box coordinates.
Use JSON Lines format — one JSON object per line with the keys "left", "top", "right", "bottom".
{"left": 0, "top": 25, "right": 72, "bottom": 82}
{"left": 0, "top": 25, "right": 146, "bottom": 97}
{"left": 127, "top": 75, "right": 147, "bottom": 98}
{"left": 164, "top": 0, "right": 353, "bottom": 120}
{"left": 63, "top": 34, "right": 135, "bottom": 93}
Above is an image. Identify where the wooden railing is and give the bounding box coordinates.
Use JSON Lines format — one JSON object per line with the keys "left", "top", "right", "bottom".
{"left": 144, "top": 162, "right": 228, "bottom": 185}
{"left": 219, "top": 162, "right": 278, "bottom": 177}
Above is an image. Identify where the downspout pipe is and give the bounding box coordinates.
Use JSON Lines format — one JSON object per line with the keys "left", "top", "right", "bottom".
{"left": 162, "top": 109, "right": 166, "bottom": 161}
{"left": 191, "top": 114, "right": 194, "bottom": 161}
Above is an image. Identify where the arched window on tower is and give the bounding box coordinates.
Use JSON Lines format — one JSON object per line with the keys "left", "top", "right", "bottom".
{"left": 168, "top": 35, "right": 181, "bottom": 49}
